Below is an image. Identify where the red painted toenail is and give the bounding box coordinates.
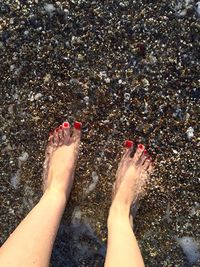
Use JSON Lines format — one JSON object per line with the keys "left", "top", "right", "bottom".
{"left": 124, "top": 140, "right": 133, "bottom": 148}
{"left": 59, "top": 125, "right": 63, "bottom": 130}
{"left": 147, "top": 155, "right": 151, "bottom": 160}
{"left": 138, "top": 144, "right": 145, "bottom": 150}
{"left": 74, "top": 121, "right": 82, "bottom": 130}
{"left": 143, "top": 149, "right": 148, "bottom": 155}
{"left": 63, "top": 122, "right": 70, "bottom": 128}
{"left": 55, "top": 127, "right": 59, "bottom": 133}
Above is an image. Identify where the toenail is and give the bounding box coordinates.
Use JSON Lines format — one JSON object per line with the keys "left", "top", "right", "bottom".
{"left": 63, "top": 122, "right": 70, "bottom": 128}
{"left": 49, "top": 131, "right": 53, "bottom": 136}
{"left": 147, "top": 155, "right": 151, "bottom": 160}
{"left": 74, "top": 121, "right": 82, "bottom": 130}
{"left": 55, "top": 127, "right": 59, "bottom": 133}
{"left": 124, "top": 140, "right": 133, "bottom": 148}
{"left": 138, "top": 144, "right": 145, "bottom": 150}
{"left": 59, "top": 125, "right": 63, "bottom": 130}
{"left": 143, "top": 149, "right": 148, "bottom": 155}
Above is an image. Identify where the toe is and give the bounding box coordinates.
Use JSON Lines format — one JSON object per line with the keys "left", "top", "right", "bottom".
{"left": 122, "top": 140, "right": 134, "bottom": 159}
{"left": 58, "top": 125, "right": 64, "bottom": 144}
{"left": 143, "top": 158, "right": 151, "bottom": 170}
{"left": 62, "top": 121, "right": 70, "bottom": 145}
{"left": 115, "top": 140, "right": 133, "bottom": 178}
{"left": 133, "top": 143, "right": 145, "bottom": 163}
{"left": 72, "top": 121, "right": 82, "bottom": 143}
{"left": 48, "top": 131, "right": 54, "bottom": 145}
{"left": 139, "top": 149, "right": 148, "bottom": 165}
{"left": 147, "top": 161, "right": 154, "bottom": 173}
{"left": 53, "top": 127, "right": 60, "bottom": 145}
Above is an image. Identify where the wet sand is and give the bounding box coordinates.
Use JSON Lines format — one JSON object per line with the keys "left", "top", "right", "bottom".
{"left": 0, "top": 1, "right": 199, "bottom": 266}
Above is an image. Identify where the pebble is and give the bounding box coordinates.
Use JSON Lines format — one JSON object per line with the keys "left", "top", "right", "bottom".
{"left": 77, "top": 54, "right": 84, "bottom": 61}
{"left": 11, "top": 170, "right": 21, "bottom": 189}
{"left": 186, "top": 127, "right": 194, "bottom": 140}
{"left": 172, "top": 149, "right": 178, "bottom": 154}
{"left": 34, "top": 93, "right": 43, "bottom": 101}
{"left": 2, "top": 135, "right": 6, "bottom": 141}
{"left": 142, "top": 78, "right": 150, "bottom": 88}
{"left": 105, "top": 77, "right": 110, "bottom": 83}
{"left": 0, "top": 42, "right": 4, "bottom": 49}
{"left": 197, "top": 2, "right": 200, "bottom": 17}
{"left": 44, "top": 3, "right": 56, "bottom": 17}
{"left": 44, "top": 74, "right": 51, "bottom": 83}
{"left": 124, "top": 93, "right": 130, "bottom": 101}
{"left": 18, "top": 152, "right": 29, "bottom": 162}
{"left": 84, "top": 96, "right": 89, "bottom": 104}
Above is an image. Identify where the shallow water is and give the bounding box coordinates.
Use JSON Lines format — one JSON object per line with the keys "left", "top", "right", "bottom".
{"left": 0, "top": 0, "right": 200, "bottom": 266}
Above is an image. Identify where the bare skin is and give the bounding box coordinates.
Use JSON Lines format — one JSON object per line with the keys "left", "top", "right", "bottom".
{"left": 0, "top": 121, "right": 152, "bottom": 267}
{"left": 0, "top": 121, "right": 81, "bottom": 267}
{"left": 43, "top": 122, "right": 81, "bottom": 196}
{"left": 105, "top": 142, "right": 153, "bottom": 267}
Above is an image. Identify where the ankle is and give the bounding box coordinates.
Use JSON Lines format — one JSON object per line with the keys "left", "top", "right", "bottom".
{"left": 108, "top": 201, "right": 131, "bottom": 227}
{"left": 44, "top": 186, "right": 67, "bottom": 204}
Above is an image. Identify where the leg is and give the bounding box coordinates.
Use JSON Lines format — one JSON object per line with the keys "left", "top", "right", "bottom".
{"left": 0, "top": 121, "right": 82, "bottom": 267}
{"left": 104, "top": 141, "right": 153, "bottom": 267}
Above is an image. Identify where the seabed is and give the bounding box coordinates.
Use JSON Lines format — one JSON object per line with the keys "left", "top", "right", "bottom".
{"left": 0, "top": 1, "right": 199, "bottom": 266}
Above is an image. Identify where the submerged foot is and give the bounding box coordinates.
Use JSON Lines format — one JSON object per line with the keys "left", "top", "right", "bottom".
{"left": 43, "top": 121, "right": 82, "bottom": 198}
{"left": 112, "top": 140, "right": 153, "bottom": 216}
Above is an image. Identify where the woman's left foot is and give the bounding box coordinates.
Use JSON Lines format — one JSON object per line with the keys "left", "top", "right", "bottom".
{"left": 112, "top": 141, "right": 154, "bottom": 212}
{"left": 43, "top": 121, "right": 82, "bottom": 199}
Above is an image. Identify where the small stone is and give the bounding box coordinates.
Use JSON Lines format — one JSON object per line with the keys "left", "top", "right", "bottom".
{"left": 77, "top": 54, "right": 84, "bottom": 61}
{"left": 84, "top": 96, "right": 89, "bottom": 104}
{"left": 34, "top": 93, "right": 43, "bottom": 100}
{"left": 18, "top": 152, "right": 29, "bottom": 162}
{"left": 44, "top": 74, "right": 51, "bottom": 83}
{"left": 197, "top": 2, "right": 200, "bottom": 17}
{"left": 0, "top": 42, "right": 4, "bottom": 49}
{"left": 2, "top": 135, "right": 6, "bottom": 141}
{"left": 11, "top": 170, "right": 21, "bottom": 189}
{"left": 10, "top": 65, "right": 15, "bottom": 71}
{"left": 124, "top": 93, "right": 130, "bottom": 101}
{"left": 186, "top": 127, "right": 194, "bottom": 140}
{"left": 69, "top": 78, "right": 79, "bottom": 85}
{"left": 149, "top": 54, "right": 157, "bottom": 64}
{"left": 172, "top": 149, "right": 178, "bottom": 154}
{"left": 10, "top": 18, "right": 14, "bottom": 24}
{"left": 142, "top": 78, "right": 150, "bottom": 87}
{"left": 137, "top": 43, "right": 146, "bottom": 56}
{"left": 44, "top": 3, "right": 56, "bottom": 17}
{"left": 8, "top": 104, "right": 14, "bottom": 114}
{"left": 105, "top": 77, "right": 110, "bottom": 83}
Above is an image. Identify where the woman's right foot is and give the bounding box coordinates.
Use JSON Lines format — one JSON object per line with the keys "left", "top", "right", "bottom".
{"left": 43, "top": 121, "right": 82, "bottom": 199}
{"left": 111, "top": 141, "right": 153, "bottom": 217}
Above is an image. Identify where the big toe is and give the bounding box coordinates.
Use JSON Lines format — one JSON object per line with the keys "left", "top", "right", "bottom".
{"left": 122, "top": 140, "right": 134, "bottom": 159}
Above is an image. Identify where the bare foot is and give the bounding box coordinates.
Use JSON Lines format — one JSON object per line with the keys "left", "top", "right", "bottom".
{"left": 112, "top": 140, "right": 153, "bottom": 215}
{"left": 42, "top": 121, "right": 82, "bottom": 199}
